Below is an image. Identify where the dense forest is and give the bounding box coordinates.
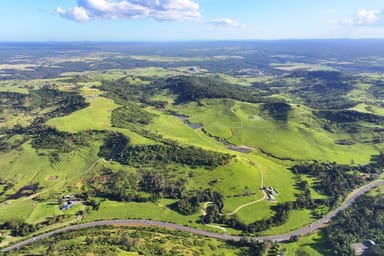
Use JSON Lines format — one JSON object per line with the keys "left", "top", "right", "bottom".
{"left": 316, "top": 110, "right": 384, "bottom": 124}
{"left": 111, "top": 104, "right": 157, "bottom": 127}
{"left": 165, "top": 76, "right": 269, "bottom": 104}
{"left": 98, "top": 132, "right": 233, "bottom": 169}
{"left": 323, "top": 192, "right": 384, "bottom": 255}
{"left": 84, "top": 167, "right": 187, "bottom": 202}
{"left": 288, "top": 70, "right": 356, "bottom": 110}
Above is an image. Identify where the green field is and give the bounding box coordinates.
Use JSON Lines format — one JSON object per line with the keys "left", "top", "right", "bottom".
{"left": 2, "top": 43, "right": 384, "bottom": 255}
{"left": 47, "top": 96, "right": 118, "bottom": 132}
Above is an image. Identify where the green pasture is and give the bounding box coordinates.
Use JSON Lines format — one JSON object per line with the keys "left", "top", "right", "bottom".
{"left": 172, "top": 99, "right": 382, "bottom": 164}
{"left": 234, "top": 201, "right": 274, "bottom": 224}
{"left": 0, "top": 143, "right": 54, "bottom": 190}
{"left": 26, "top": 203, "right": 63, "bottom": 224}
{"left": 47, "top": 96, "right": 153, "bottom": 144}
{"left": 261, "top": 209, "right": 315, "bottom": 236}
{"left": 0, "top": 111, "right": 33, "bottom": 128}
{"left": 172, "top": 98, "right": 241, "bottom": 139}
{"left": 369, "top": 184, "right": 384, "bottom": 196}
{"left": 353, "top": 103, "right": 384, "bottom": 116}
{"left": 0, "top": 199, "right": 35, "bottom": 223}
{"left": 281, "top": 232, "right": 325, "bottom": 256}
{"left": 249, "top": 154, "right": 298, "bottom": 202}
{"left": 47, "top": 97, "right": 118, "bottom": 131}
{"left": 84, "top": 200, "right": 220, "bottom": 232}
{"left": 188, "top": 160, "right": 264, "bottom": 206}
{"left": 300, "top": 175, "right": 327, "bottom": 200}
{"left": 0, "top": 139, "right": 102, "bottom": 223}
{"left": 0, "top": 84, "right": 28, "bottom": 94}
{"left": 147, "top": 111, "right": 229, "bottom": 151}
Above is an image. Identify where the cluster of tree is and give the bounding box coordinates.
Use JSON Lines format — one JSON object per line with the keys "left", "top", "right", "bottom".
{"left": 291, "top": 162, "right": 364, "bottom": 206}
{"left": 9, "top": 224, "right": 271, "bottom": 256}
{"left": 85, "top": 168, "right": 187, "bottom": 202}
{"left": 228, "top": 238, "right": 278, "bottom": 256}
{"left": 316, "top": 109, "right": 384, "bottom": 124}
{"left": 111, "top": 104, "right": 157, "bottom": 127}
{"left": 204, "top": 199, "right": 297, "bottom": 233}
{"left": 288, "top": 70, "right": 345, "bottom": 81}
{"left": 0, "top": 87, "right": 90, "bottom": 154}
{"left": 368, "top": 79, "right": 384, "bottom": 99}
{"left": 369, "top": 151, "right": 384, "bottom": 170}
{"left": 164, "top": 76, "right": 268, "bottom": 104}
{"left": 0, "top": 215, "right": 70, "bottom": 237}
{"left": 323, "top": 193, "right": 384, "bottom": 255}
{"left": 140, "top": 171, "right": 187, "bottom": 199}
{"left": 26, "top": 87, "right": 89, "bottom": 118}
{"left": 0, "top": 91, "right": 26, "bottom": 110}
{"left": 100, "top": 78, "right": 163, "bottom": 107}
{"left": 288, "top": 70, "right": 356, "bottom": 110}
{"left": 0, "top": 221, "right": 36, "bottom": 236}
{"left": 31, "top": 127, "right": 91, "bottom": 153}
{"left": 0, "top": 179, "right": 14, "bottom": 197}
{"left": 175, "top": 189, "right": 224, "bottom": 215}
{"left": 0, "top": 134, "right": 27, "bottom": 153}
{"left": 85, "top": 169, "right": 141, "bottom": 202}
{"left": 260, "top": 102, "right": 292, "bottom": 122}
{"left": 1, "top": 87, "right": 88, "bottom": 118}
{"left": 98, "top": 132, "right": 233, "bottom": 169}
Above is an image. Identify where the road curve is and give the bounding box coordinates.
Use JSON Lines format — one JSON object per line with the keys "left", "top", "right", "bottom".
{"left": 1, "top": 179, "right": 383, "bottom": 252}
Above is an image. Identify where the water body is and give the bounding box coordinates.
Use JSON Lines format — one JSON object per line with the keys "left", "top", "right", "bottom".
{"left": 175, "top": 115, "right": 204, "bottom": 129}
{"left": 174, "top": 114, "right": 253, "bottom": 154}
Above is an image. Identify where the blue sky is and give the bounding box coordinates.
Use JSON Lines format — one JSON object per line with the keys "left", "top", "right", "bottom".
{"left": 1, "top": 0, "right": 384, "bottom": 41}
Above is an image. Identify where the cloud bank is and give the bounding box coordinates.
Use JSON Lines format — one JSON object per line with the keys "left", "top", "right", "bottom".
{"left": 209, "top": 18, "right": 245, "bottom": 29}
{"left": 56, "top": 0, "right": 201, "bottom": 22}
{"left": 341, "top": 9, "right": 384, "bottom": 26}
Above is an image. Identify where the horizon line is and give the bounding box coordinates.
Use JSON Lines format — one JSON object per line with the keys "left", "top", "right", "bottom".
{"left": 1, "top": 38, "right": 384, "bottom": 44}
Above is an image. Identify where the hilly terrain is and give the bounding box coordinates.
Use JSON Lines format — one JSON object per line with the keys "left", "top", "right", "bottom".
{"left": 0, "top": 40, "right": 384, "bottom": 255}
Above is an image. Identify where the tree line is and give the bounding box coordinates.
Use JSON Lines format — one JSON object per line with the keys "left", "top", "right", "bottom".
{"left": 98, "top": 132, "right": 233, "bottom": 169}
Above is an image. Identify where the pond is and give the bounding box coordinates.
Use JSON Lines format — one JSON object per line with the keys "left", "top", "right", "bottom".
{"left": 175, "top": 115, "right": 204, "bottom": 129}
{"left": 174, "top": 113, "right": 254, "bottom": 154}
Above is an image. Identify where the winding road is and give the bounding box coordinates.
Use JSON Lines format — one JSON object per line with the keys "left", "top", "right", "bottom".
{"left": 2, "top": 179, "right": 383, "bottom": 252}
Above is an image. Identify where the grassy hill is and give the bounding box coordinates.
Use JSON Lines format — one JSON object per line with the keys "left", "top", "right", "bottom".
{"left": 1, "top": 44, "right": 384, "bottom": 254}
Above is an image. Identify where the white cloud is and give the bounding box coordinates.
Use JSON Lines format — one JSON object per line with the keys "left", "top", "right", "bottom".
{"left": 329, "top": 9, "right": 337, "bottom": 16}
{"left": 341, "top": 9, "right": 384, "bottom": 26}
{"left": 56, "top": 6, "right": 90, "bottom": 22}
{"left": 56, "top": 0, "right": 200, "bottom": 22}
{"left": 209, "top": 18, "right": 245, "bottom": 29}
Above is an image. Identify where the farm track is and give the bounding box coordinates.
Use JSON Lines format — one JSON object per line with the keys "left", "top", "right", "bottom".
{"left": 201, "top": 159, "right": 266, "bottom": 234}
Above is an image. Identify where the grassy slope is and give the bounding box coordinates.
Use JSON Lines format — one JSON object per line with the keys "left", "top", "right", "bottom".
{"left": 47, "top": 96, "right": 117, "bottom": 132}
{"left": 0, "top": 140, "right": 101, "bottom": 224}
{"left": 2, "top": 70, "right": 384, "bottom": 250}
{"left": 173, "top": 99, "right": 382, "bottom": 164}
{"left": 47, "top": 94, "right": 153, "bottom": 145}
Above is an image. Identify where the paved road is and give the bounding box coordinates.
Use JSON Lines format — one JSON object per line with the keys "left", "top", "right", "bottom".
{"left": 2, "top": 179, "right": 383, "bottom": 252}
